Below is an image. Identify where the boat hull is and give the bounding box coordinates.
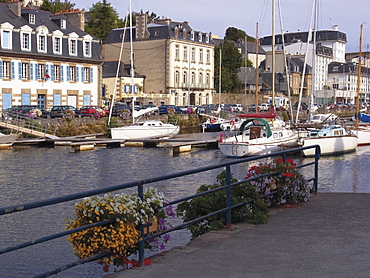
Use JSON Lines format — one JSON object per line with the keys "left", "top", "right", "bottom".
{"left": 352, "top": 128, "right": 370, "bottom": 146}
{"left": 111, "top": 122, "right": 180, "bottom": 140}
{"left": 302, "top": 135, "right": 358, "bottom": 156}
{"left": 0, "top": 133, "right": 19, "bottom": 144}
{"left": 219, "top": 132, "right": 298, "bottom": 157}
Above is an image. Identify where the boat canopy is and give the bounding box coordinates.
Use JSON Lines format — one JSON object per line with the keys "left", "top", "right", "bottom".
{"left": 239, "top": 118, "right": 272, "bottom": 138}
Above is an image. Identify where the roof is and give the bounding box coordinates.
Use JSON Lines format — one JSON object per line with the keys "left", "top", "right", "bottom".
{"left": 102, "top": 61, "right": 145, "bottom": 78}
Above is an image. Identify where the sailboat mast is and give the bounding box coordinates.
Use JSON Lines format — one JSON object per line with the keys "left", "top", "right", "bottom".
{"left": 255, "top": 23, "right": 259, "bottom": 110}
{"left": 356, "top": 23, "right": 363, "bottom": 129}
{"left": 271, "top": 0, "right": 275, "bottom": 110}
{"left": 129, "top": 0, "right": 135, "bottom": 123}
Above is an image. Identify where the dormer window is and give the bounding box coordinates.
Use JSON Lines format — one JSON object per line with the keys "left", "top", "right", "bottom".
{"left": 205, "top": 34, "right": 210, "bottom": 43}
{"left": 183, "top": 28, "right": 186, "bottom": 39}
{"left": 61, "top": 19, "right": 66, "bottom": 29}
{"left": 0, "top": 23, "right": 14, "bottom": 49}
{"left": 191, "top": 31, "right": 195, "bottom": 41}
{"left": 198, "top": 32, "right": 202, "bottom": 42}
{"left": 174, "top": 27, "right": 179, "bottom": 37}
{"left": 37, "top": 27, "right": 48, "bottom": 53}
{"left": 83, "top": 35, "right": 93, "bottom": 57}
{"left": 154, "top": 30, "right": 159, "bottom": 36}
{"left": 68, "top": 32, "right": 79, "bottom": 56}
{"left": 52, "top": 30, "right": 63, "bottom": 54}
{"left": 29, "top": 14, "right": 36, "bottom": 24}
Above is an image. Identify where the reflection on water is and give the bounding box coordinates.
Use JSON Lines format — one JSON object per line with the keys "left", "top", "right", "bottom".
{"left": 1, "top": 143, "right": 370, "bottom": 277}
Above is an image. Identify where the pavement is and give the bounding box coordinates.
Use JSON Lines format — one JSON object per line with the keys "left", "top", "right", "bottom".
{"left": 104, "top": 193, "right": 370, "bottom": 278}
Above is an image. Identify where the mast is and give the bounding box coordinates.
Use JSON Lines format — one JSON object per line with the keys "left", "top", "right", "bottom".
{"left": 255, "top": 23, "right": 259, "bottom": 108}
{"left": 356, "top": 23, "right": 364, "bottom": 129}
{"left": 129, "top": 0, "right": 135, "bottom": 123}
{"left": 219, "top": 48, "right": 222, "bottom": 105}
{"left": 271, "top": 0, "right": 275, "bottom": 126}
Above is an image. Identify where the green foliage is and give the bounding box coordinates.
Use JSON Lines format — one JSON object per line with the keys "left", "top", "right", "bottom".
{"left": 214, "top": 40, "right": 243, "bottom": 93}
{"left": 176, "top": 171, "right": 269, "bottom": 239}
{"left": 225, "top": 27, "right": 255, "bottom": 42}
{"left": 40, "top": 0, "right": 75, "bottom": 14}
{"left": 85, "top": 1, "right": 123, "bottom": 41}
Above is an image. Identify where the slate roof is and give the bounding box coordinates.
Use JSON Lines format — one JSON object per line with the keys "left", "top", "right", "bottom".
{"left": 102, "top": 61, "right": 145, "bottom": 79}
{"left": 0, "top": 3, "right": 101, "bottom": 62}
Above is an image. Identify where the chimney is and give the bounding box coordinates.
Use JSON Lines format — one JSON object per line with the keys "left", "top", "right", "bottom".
{"left": 136, "top": 13, "right": 150, "bottom": 40}
{"left": 64, "top": 9, "right": 86, "bottom": 31}
{"left": 8, "top": 0, "right": 21, "bottom": 17}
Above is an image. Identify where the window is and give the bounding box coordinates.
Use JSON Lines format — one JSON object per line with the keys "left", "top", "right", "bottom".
{"left": 191, "top": 48, "right": 195, "bottom": 62}
{"left": 2, "top": 30, "right": 11, "bottom": 49}
{"left": 206, "top": 73, "right": 210, "bottom": 86}
{"left": 183, "top": 71, "right": 187, "bottom": 83}
{"left": 61, "top": 19, "right": 66, "bottom": 29}
{"left": 198, "top": 32, "right": 202, "bottom": 42}
{"left": 174, "top": 27, "right": 179, "bottom": 37}
{"left": 29, "top": 14, "right": 36, "bottom": 24}
{"left": 175, "top": 45, "right": 180, "bottom": 60}
{"left": 199, "top": 72, "right": 203, "bottom": 84}
{"left": 199, "top": 49, "right": 203, "bottom": 63}
{"left": 84, "top": 67, "right": 90, "bottom": 82}
{"left": 205, "top": 34, "right": 210, "bottom": 43}
{"left": 191, "top": 72, "right": 195, "bottom": 83}
{"left": 154, "top": 30, "right": 159, "bottom": 36}
{"left": 38, "top": 33, "right": 46, "bottom": 52}
{"left": 183, "top": 46, "right": 188, "bottom": 61}
{"left": 37, "top": 64, "right": 45, "bottom": 80}
{"left": 174, "top": 70, "right": 179, "bottom": 85}
{"left": 53, "top": 65, "right": 60, "bottom": 81}
{"left": 22, "top": 32, "right": 31, "bottom": 51}
{"left": 2, "top": 61, "right": 11, "bottom": 79}
{"left": 53, "top": 37, "right": 61, "bottom": 54}
{"left": 206, "top": 50, "right": 210, "bottom": 63}
{"left": 69, "top": 66, "right": 76, "bottom": 82}
{"left": 84, "top": 41, "right": 91, "bottom": 57}
{"left": 21, "top": 62, "right": 29, "bottom": 80}
{"left": 182, "top": 28, "right": 186, "bottom": 39}
{"left": 69, "top": 39, "right": 77, "bottom": 55}
{"left": 191, "top": 31, "right": 195, "bottom": 41}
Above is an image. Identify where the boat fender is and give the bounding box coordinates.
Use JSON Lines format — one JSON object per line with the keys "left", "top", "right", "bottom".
{"left": 219, "top": 133, "right": 224, "bottom": 142}
{"left": 211, "top": 118, "right": 216, "bottom": 124}
{"left": 230, "top": 120, "right": 235, "bottom": 126}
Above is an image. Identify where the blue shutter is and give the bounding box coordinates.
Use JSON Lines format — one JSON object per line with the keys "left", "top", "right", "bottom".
{"left": 0, "top": 61, "right": 3, "bottom": 79}
{"left": 18, "top": 62, "right": 22, "bottom": 79}
{"left": 61, "top": 66, "right": 64, "bottom": 82}
{"left": 22, "top": 93, "right": 30, "bottom": 105}
{"left": 76, "top": 66, "right": 79, "bottom": 82}
{"left": 30, "top": 63, "right": 34, "bottom": 80}
{"left": 54, "top": 94, "right": 61, "bottom": 106}
{"left": 51, "top": 65, "right": 55, "bottom": 81}
{"left": 66, "top": 65, "right": 70, "bottom": 81}
{"left": 35, "top": 63, "right": 38, "bottom": 80}
{"left": 81, "top": 67, "right": 84, "bottom": 82}
{"left": 11, "top": 62, "right": 15, "bottom": 79}
{"left": 90, "top": 67, "right": 93, "bottom": 83}
{"left": 2, "top": 93, "right": 12, "bottom": 110}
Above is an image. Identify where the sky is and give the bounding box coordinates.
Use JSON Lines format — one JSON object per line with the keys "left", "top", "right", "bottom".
{"left": 74, "top": 0, "right": 369, "bottom": 53}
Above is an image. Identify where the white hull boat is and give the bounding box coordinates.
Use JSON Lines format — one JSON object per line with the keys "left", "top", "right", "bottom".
{"left": 111, "top": 120, "right": 180, "bottom": 140}
{"left": 219, "top": 118, "right": 298, "bottom": 157}
{"left": 299, "top": 125, "right": 358, "bottom": 156}
{"left": 0, "top": 132, "right": 19, "bottom": 145}
{"left": 351, "top": 127, "right": 370, "bottom": 146}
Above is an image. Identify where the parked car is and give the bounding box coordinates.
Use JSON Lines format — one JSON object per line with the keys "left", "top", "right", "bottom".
{"left": 230, "top": 104, "right": 244, "bottom": 112}
{"left": 3, "top": 105, "right": 49, "bottom": 119}
{"left": 49, "top": 105, "right": 81, "bottom": 118}
{"left": 80, "top": 106, "right": 109, "bottom": 117}
{"left": 158, "top": 105, "right": 180, "bottom": 115}
{"left": 259, "top": 103, "right": 271, "bottom": 111}
{"left": 111, "top": 103, "right": 132, "bottom": 117}
{"left": 247, "top": 104, "right": 258, "bottom": 112}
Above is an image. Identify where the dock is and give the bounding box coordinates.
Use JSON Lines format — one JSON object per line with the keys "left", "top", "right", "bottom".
{"left": 11, "top": 132, "right": 220, "bottom": 153}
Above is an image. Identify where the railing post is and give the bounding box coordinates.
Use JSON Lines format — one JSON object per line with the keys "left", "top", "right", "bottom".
{"left": 313, "top": 145, "right": 320, "bottom": 192}
{"left": 226, "top": 165, "right": 232, "bottom": 228}
{"left": 137, "top": 184, "right": 145, "bottom": 266}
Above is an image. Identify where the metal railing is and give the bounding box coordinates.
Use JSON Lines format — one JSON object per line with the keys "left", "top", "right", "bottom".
{"left": 0, "top": 145, "right": 320, "bottom": 277}
{"left": 1, "top": 111, "right": 59, "bottom": 137}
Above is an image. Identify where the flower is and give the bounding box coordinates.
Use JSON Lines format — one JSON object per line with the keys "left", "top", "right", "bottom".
{"left": 244, "top": 158, "right": 310, "bottom": 207}
{"left": 66, "top": 188, "right": 173, "bottom": 267}
{"left": 63, "top": 109, "right": 75, "bottom": 119}
{"left": 27, "top": 109, "right": 42, "bottom": 119}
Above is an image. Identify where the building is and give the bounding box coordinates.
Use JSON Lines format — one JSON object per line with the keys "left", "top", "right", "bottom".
{"left": 102, "top": 14, "right": 215, "bottom": 107}
{"left": 0, "top": 1, "right": 102, "bottom": 111}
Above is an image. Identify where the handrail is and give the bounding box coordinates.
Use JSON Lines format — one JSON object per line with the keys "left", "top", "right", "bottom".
{"left": 0, "top": 145, "right": 320, "bottom": 277}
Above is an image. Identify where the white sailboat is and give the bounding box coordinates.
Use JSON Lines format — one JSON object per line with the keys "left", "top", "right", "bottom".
{"left": 0, "top": 132, "right": 19, "bottom": 145}
{"left": 110, "top": 1, "right": 180, "bottom": 140}
{"left": 218, "top": 0, "right": 298, "bottom": 157}
{"left": 298, "top": 0, "right": 358, "bottom": 156}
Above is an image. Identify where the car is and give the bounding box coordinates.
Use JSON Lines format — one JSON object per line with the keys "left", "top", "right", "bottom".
{"left": 3, "top": 105, "right": 49, "bottom": 119}
{"left": 80, "top": 106, "right": 109, "bottom": 117}
{"left": 111, "top": 103, "right": 132, "bottom": 117}
{"left": 230, "top": 104, "right": 244, "bottom": 112}
{"left": 247, "top": 104, "right": 258, "bottom": 112}
{"left": 49, "top": 105, "right": 81, "bottom": 118}
{"left": 259, "top": 103, "right": 271, "bottom": 111}
{"left": 158, "top": 105, "right": 180, "bottom": 115}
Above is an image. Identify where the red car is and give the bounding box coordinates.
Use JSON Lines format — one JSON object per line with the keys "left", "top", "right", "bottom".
{"left": 80, "top": 106, "right": 109, "bottom": 117}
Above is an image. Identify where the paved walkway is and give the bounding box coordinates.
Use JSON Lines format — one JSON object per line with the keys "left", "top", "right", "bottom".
{"left": 105, "top": 193, "right": 370, "bottom": 278}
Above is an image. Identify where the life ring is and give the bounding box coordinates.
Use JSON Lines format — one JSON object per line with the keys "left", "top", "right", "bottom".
{"left": 211, "top": 118, "right": 216, "bottom": 124}
{"left": 230, "top": 120, "right": 235, "bottom": 126}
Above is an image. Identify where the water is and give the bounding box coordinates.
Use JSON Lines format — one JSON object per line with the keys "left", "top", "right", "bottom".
{"left": 0, "top": 140, "right": 369, "bottom": 277}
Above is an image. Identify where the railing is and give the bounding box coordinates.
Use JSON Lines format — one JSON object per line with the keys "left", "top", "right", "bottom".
{"left": 0, "top": 145, "right": 320, "bottom": 278}
{"left": 0, "top": 111, "right": 59, "bottom": 136}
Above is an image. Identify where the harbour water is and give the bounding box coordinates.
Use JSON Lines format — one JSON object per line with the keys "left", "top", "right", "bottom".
{"left": 1, "top": 138, "right": 370, "bottom": 277}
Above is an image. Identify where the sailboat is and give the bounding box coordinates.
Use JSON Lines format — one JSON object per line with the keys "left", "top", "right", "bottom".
{"left": 298, "top": 0, "right": 358, "bottom": 156}
{"left": 349, "top": 23, "right": 370, "bottom": 146}
{"left": 110, "top": 1, "right": 180, "bottom": 140}
{"left": 218, "top": 0, "right": 298, "bottom": 157}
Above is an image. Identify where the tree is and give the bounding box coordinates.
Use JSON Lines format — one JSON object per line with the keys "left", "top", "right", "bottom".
{"left": 85, "top": 1, "right": 123, "bottom": 41}
{"left": 225, "top": 27, "right": 255, "bottom": 43}
{"left": 40, "top": 0, "right": 75, "bottom": 14}
{"left": 214, "top": 40, "right": 242, "bottom": 94}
